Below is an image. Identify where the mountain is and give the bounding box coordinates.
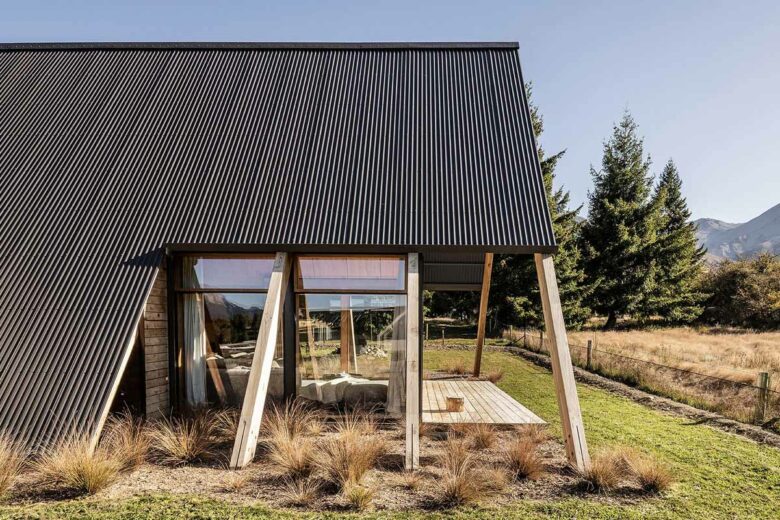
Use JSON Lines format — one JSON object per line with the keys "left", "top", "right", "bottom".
{"left": 694, "top": 203, "right": 780, "bottom": 262}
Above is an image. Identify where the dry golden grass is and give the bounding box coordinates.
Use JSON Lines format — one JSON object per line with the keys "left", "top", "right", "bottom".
{"left": 461, "top": 423, "right": 497, "bottom": 450}
{"left": 332, "top": 408, "right": 378, "bottom": 438}
{"left": 262, "top": 400, "right": 320, "bottom": 442}
{"left": 34, "top": 433, "right": 121, "bottom": 495}
{"left": 504, "top": 437, "right": 545, "bottom": 481}
{"left": 437, "top": 438, "right": 505, "bottom": 505}
{"left": 342, "top": 483, "right": 374, "bottom": 511}
{"left": 267, "top": 436, "right": 315, "bottom": 478}
{"left": 399, "top": 470, "right": 422, "bottom": 491}
{"left": 569, "top": 327, "right": 780, "bottom": 390}
{"left": 263, "top": 401, "right": 320, "bottom": 478}
{"left": 280, "top": 476, "right": 320, "bottom": 506}
{"left": 516, "top": 424, "right": 550, "bottom": 445}
{"left": 148, "top": 412, "right": 221, "bottom": 466}
{"left": 212, "top": 409, "right": 240, "bottom": 442}
{"left": 579, "top": 448, "right": 628, "bottom": 492}
{"left": 486, "top": 369, "right": 505, "bottom": 383}
{"left": 445, "top": 359, "right": 468, "bottom": 375}
{"left": 0, "top": 432, "right": 27, "bottom": 499}
{"left": 315, "top": 432, "right": 386, "bottom": 489}
{"left": 478, "top": 466, "right": 510, "bottom": 493}
{"left": 221, "top": 471, "right": 250, "bottom": 493}
{"left": 618, "top": 447, "right": 675, "bottom": 493}
{"left": 101, "top": 413, "right": 149, "bottom": 471}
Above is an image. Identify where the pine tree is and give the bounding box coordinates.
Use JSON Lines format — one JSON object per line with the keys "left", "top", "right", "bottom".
{"left": 581, "top": 112, "right": 661, "bottom": 329}
{"left": 491, "top": 86, "right": 591, "bottom": 329}
{"left": 646, "top": 159, "right": 706, "bottom": 322}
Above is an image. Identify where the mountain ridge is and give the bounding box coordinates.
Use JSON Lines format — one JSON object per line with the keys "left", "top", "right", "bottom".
{"left": 694, "top": 203, "right": 780, "bottom": 261}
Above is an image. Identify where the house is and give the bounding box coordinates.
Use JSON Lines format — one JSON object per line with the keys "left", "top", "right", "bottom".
{"left": 0, "top": 42, "right": 589, "bottom": 471}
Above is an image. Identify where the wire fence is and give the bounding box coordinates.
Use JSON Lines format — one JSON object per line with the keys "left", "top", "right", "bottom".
{"left": 503, "top": 327, "right": 780, "bottom": 431}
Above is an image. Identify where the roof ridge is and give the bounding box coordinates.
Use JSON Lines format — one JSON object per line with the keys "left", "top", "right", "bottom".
{"left": 0, "top": 41, "right": 519, "bottom": 51}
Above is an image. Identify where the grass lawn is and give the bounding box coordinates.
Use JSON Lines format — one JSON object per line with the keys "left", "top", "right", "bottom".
{"left": 3, "top": 350, "right": 778, "bottom": 519}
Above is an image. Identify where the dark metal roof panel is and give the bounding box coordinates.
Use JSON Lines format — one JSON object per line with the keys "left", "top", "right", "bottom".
{"left": 0, "top": 44, "right": 555, "bottom": 445}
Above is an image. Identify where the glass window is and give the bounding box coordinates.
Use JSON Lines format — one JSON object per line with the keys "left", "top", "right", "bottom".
{"left": 182, "top": 256, "right": 275, "bottom": 290}
{"left": 296, "top": 293, "right": 406, "bottom": 414}
{"left": 296, "top": 255, "right": 405, "bottom": 291}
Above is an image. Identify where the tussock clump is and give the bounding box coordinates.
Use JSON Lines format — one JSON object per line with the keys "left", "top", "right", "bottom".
{"left": 478, "top": 466, "right": 510, "bottom": 493}
{"left": 579, "top": 449, "right": 625, "bottom": 492}
{"left": 101, "top": 413, "right": 149, "bottom": 471}
{"left": 316, "top": 412, "right": 386, "bottom": 489}
{"left": 342, "top": 483, "right": 374, "bottom": 511}
{"left": 486, "top": 369, "right": 505, "bottom": 383}
{"left": 280, "top": 477, "right": 320, "bottom": 506}
{"left": 619, "top": 447, "right": 675, "bottom": 493}
{"left": 400, "top": 470, "right": 422, "bottom": 491}
{"left": 263, "top": 400, "right": 320, "bottom": 478}
{"left": 222, "top": 471, "right": 250, "bottom": 493}
{"left": 517, "top": 424, "right": 550, "bottom": 445}
{"left": 267, "top": 436, "right": 315, "bottom": 478}
{"left": 212, "top": 408, "right": 240, "bottom": 442}
{"left": 332, "top": 408, "right": 378, "bottom": 438}
{"left": 34, "top": 433, "right": 121, "bottom": 495}
{"left": 148, "top": 411, "right": 221, "bottom": 466}
{"left": 0, "top": 431, "right": 27, "bottom": 499}
{"left": 438, "top": 438, "right": 501, "bottom": 505}
{"left": 445, "top": 360, "right": 468, "bottom": 375}
{"left": 463, "top": 424, "right": 497, "bottom": 450}
{"left": 505, "top": 437, "right": 545, "bottom": 480}
{"left": 262, "top": 400, "right": 320, "bottom": 442}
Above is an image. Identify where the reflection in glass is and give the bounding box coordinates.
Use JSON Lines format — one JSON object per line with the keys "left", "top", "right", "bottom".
{"left": 296, "top": 294, "right": 406, "bottom": 414}
{"left": 296, "top": 256, "right": 405, "bottom": 291}
{"left": 183, "top": 256, "right": 275, "bottom": 290}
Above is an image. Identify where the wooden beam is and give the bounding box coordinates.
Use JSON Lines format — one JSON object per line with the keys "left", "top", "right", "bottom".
{"left": 340, "top": 308, "right": 351, "bottom": 372}
{"left": 472, "top": 253, "right": 494, "bottom": 376}
{"left": 534, "top": 253, "right": 590, "bottom": 471}
{"left": 230, "top": 252, "right": 290, "bottom": 469}
{"left": 405, "top": 253, "right": 421, "bottom": 470}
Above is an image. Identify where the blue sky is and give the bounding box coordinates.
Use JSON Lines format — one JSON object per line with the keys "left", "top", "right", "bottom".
{"left": 2, "top": 0, "right": 778, "bottom": 222}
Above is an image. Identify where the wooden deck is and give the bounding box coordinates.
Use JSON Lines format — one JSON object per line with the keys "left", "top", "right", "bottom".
{"left": 422, "top": 380, "right": 545, "bottom": 425}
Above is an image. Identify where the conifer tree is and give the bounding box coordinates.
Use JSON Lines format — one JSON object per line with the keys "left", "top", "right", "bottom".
{"left": 491, "top": 86, "right": 591, "bottom": 329}
{"left": 581, "top": 112, "right": 661, "bottom": 329}
{"left": 646, "top": 159, "right": 706, "bottom": 322}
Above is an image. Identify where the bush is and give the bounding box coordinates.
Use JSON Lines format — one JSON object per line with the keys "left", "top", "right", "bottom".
{"left": 0, "top": 432, "right": 27, "bottom": 499}
{"left": 700, "top": 253, "right": 780, "bottom": 329}
{"left": 34, "top": 433, "right": 121, "bottom": 495}
{"left": 101, "top": 413, "right": 149, "bottom": 471}
{"left": 149, "top": 411, "right": 221, "bottom": 466}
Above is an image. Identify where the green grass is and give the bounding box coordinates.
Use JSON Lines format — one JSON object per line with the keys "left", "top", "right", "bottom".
{"left": 3, "top": 351, "right": 779, "bottom": 519}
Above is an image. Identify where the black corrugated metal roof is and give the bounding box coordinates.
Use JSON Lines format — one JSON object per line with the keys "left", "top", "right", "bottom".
{"left": 0, "top": 42, "right": 555, "bottom": 445}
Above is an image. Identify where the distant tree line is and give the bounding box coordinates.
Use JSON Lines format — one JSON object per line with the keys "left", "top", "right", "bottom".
{"left": 427, "top": 87, "right": 779, "bottom": 330}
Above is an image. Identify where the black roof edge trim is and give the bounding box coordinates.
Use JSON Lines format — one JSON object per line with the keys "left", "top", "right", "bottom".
{"left": 0, "top": 41, "right": 519, "bottom": 52}
{"left": 162, "top": 243, "right": 557, "bottom": 255}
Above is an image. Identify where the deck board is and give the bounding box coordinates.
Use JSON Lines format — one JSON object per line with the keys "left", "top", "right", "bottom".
{"left": 421, "top": 380, "right": 545, "bottom": 425}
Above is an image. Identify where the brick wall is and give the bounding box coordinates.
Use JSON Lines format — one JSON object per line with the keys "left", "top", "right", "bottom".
{"left": 143, "top": 266, "right": 170, "bottom": 417}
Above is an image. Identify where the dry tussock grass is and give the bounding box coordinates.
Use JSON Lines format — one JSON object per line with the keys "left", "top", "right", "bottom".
{"left": 445, "top": 360, "right": 468, "bottom": 375}
{"left": 148, "top": 411, "right": 221, "bottom": 466}
{"left": 221, "top": 471, "right": 250, "bottom": 493}
{"left": 101, "top": 413, "right": 149, "bottom": 471}
{"left": 280, "top": 476, "right": 320, "bottom": 506}
{"left": 342, "top": 483, "right": 374, "bottom": 511}
{"left": 517, "top": 424, "right": 550, "bottom": 445}
{"left": 0, "top": 432, "right": 27, "bottom": 499}
{"left": 618, "top": 447, "right": 674, "bottom": 493}
{"left": 212, "top": 409, "right": 240, "bottom": 442}
{"left": 315, "top": 411, "right": 386, "bottom": 489}
{"left": 505, "top": 437, "right": 545, "bottom": 480}
{"left": 263, "top": 400, "right": 320, "bottom": 478}
{"left": 462, "top": 424, "right": 497, "bottom": 450}
{"left": 438, "top": 438, "right": 504, "bottom": 505}
{"left": 399, "top": 470, "right": 422, "bottom": 490}
{"left": 579, "top": 446, "right": 674, "bottom": 494}
{"left": 486, "top": 369, "right": 505, "bottom": 383}
{"left": 34, "top": 433, "right": 121, "bottom": 495}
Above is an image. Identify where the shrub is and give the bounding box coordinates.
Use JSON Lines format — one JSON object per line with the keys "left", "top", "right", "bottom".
{"left": 315, "top": 415, "right": 386, "bottom": 489}
{"left": 34, "top": 433, "right": 121, "bottom": 495}
{"left": 342, "top": 483, "right": 374, "bottom": 511}
{"left": 280, "top": 476, "right": 320, "bottom": 506}
{"left": 0, "top": 432, "right": 27, "bottom": 499}
{"left": 148, "top": 412, "right": 220, "bottom": 466}
{"left": 504, "top": 437, "right": 545, "bottom": 480}
{"left": 579, "top": 449, "right": 625, "bottom": 492}
{"left": 101, "top": 413, "right": 149, "bottom": 471}
{"left": 486, "top": 369, "right": 505, "bottom": 383}
{"left": 620, "top": 448, "right": 674, "bottom": 492}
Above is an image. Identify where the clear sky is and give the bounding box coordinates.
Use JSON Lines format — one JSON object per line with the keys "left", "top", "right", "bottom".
{"left": 2, "top": 0, "right": 778, "bottom": 222}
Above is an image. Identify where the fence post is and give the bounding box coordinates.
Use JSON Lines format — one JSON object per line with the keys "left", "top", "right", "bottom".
{"left": 425, "top": 323, "right": 429, "bottom": 341}
{"left": 510, "top": 324, "right": 514, "bottom": 340}
{"left": 523, "top": 328, "right": 527, "bottom": 348}
{"left": 441, "top": 329, "right": 445, "bottom": 349}
{"left": 754, "top": 372, "right": 770, "bottom": 424}
{"left": 586, "top": 340, "right": 593, "bottom": 370}
{"left": 539, "top": 330, "right": 544, "bottom": 351}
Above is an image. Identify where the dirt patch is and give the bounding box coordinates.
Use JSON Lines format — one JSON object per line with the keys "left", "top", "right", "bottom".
{"left": 505, "top": 346, "right": 780, "bottom": 449}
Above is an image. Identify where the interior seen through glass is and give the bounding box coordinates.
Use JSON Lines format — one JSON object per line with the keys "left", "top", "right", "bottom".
{"left": 296, "top": 293, "right": 407, "bottom": 414}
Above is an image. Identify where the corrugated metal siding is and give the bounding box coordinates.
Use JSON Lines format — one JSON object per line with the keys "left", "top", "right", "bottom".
{"left": 0, "top": 43, "right": 555, "bottom": 445}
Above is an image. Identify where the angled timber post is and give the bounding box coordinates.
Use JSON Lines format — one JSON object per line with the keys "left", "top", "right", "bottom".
{"left": 405, "top": 253, "right": 421, "bottom": 470}
{"left": 230, "top": 252, "right": 290, "bottom": 469}
{"left": 534, "top": 253, "right": 591, "bottom": 471}
{"left": 473, "top": 253, "right": 494, "bottom": 377}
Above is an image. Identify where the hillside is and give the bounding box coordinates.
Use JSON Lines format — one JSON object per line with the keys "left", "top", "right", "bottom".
{"left": 694, "top": 203, "right": 780, "bottom": 261}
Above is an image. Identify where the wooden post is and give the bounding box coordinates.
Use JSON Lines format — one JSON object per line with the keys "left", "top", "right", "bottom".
{"left": 535, "top": 253, "right": 590, "bottom": 472}
{"left": 441, "top": 329, "right": 445, "bottom": 348}
{"left": 539, "top": 330, "right": 544, "bottom": 351}
{"left": 524, "top": 327, "right": 527, "bottom": 348}
{"left": 586, "top": 340, "right": 593, "bottom": 370}
{"left": 405, "top": 253, "right": 421, "bottom": 470}
{"left": 473, "top": 253, "right": 494, "bottom": 377}
{"left": 230, "top": 253, "right": 290, "bottom": 469}
{"left": 425, "top": 322, "right": 429, "bottom": 341}
{"left": 755, "top": 372, "right": 771, "bottom": 424}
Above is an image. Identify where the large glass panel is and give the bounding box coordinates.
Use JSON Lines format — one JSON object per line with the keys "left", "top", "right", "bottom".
{"left": 296, "top": 294, "right": 406, "bottom": 414}
{"left": 296, "top": 255, "right": 405, "bottom": 291}
{"left": 182, "top": 256, "right": 275, "bottom": 290}
{"left": 180, "top": 292, "right": 284, "bottom": 408}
